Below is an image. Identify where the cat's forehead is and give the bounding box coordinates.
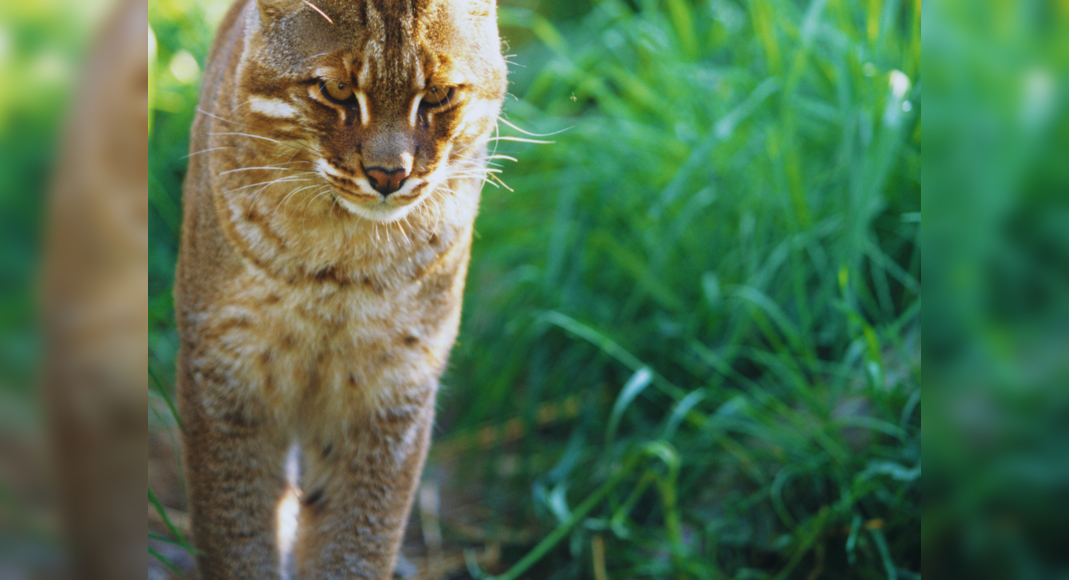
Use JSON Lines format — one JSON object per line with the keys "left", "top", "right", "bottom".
{"left": 258, "top": 0, "right": 482, "bottom": 78}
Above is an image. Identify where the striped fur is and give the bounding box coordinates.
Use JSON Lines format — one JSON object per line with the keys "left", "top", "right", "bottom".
{"left": 174, "top": 0, "right": 506, "bottom": 577}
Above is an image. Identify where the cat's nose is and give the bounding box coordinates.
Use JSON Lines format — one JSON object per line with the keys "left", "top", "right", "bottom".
{"left": 363, "top": 166, "right": 410, "bottom": 196}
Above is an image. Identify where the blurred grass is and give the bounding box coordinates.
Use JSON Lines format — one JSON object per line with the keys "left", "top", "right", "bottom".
{"left": 148, "top": 0, "right": 921, "bottom": 577}
{"left": 0, "top": 0, "right": 111, "bottom": 401}
{"left": 922, "top": 1, "right": 1069, "bottom": 578}
{"left": 1, "top": 0, "right": 137, "bottom": 573}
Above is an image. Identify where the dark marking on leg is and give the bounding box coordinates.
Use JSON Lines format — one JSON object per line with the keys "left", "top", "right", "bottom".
{"left": 322, "top": 443, "right": 333, "bottom": 458}
{"left": 219, "top": 407, "right": 261, "bottom": 431}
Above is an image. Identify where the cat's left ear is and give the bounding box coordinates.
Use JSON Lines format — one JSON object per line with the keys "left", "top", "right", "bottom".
{"left": 256, "top": 0, "right": 304, "bottom": 21}
{"left": 465, "top": 0, "right": 497, "bottom": 19}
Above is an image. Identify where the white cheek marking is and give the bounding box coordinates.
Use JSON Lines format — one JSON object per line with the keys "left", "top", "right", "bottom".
{"left": 247, "top": 96, "right": 299, "bottom": 119}
{"left": 356, "top": 92, "right": 370, "bottom": 126}
{"left": 408, "top": 93, "right": 424, "bottom": 127}
{"left": 358, "top": 62, "right": 371, "bottom": 88}
{"left": 315, "top": 158, "right": 340, "bottom": 178}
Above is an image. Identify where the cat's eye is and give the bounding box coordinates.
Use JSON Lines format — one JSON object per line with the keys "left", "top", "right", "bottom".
{"left": 322, "top": 80, "right": 355, "bottom": 104}
{"left": 420, "top": 86, "right": 455, "bottom": 108}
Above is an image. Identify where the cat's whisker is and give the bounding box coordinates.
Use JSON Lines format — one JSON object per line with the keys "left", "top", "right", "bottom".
{"left": 198, "top": 108, "right": 256, "bottom": 130}
{"left": 489, "top": 174, "right": 514, "bottom": 192}
{"left": 446, "top": 170, "right": 497, "bottom": 185}
{"left": 302, "top": 1, "right": 334, "bottom": 24}
{"left": 450, "top": 164, "right": 501, "bottom": 174}
{"left": 286, "top": 52, "right": 330, "bottom": 74}
{"left": 219, "top": 167, "right": 319, "bottom": 176}
{"left": 210, "top": 131, "right": 292, "bottom": 148}
{"left": 226, "top": 175, "right": 309, "bottom": 193}
{"left": 483, "top": 136, "right": 554, "bottom": 144}
{"left": 448, "top": 140, "right": 482, "bottom": 159}
{"left": 254, "top": 179, "right": 313, "bottom": 203}
{"left": 449, "top": 172, "right": 501, "bottom": 186}
{"left": 394, "top": 221, "right": 410, "bottom": 244}
{"left": 448, "top": 159, "right": 502, "bottom": 173}
{"left": 229, "top": 97, "right": 257, "bottom": 116}
{"left": 275, "top": 183, "right": 325, "bottom": 213}
{"left": 297, "top": 187, "right": 326, "bottom": 230}
{"left": 184, "top": 146, "right": 313, "bottom": 163}
{"left": 299, "top": 187, "right": 335, "bottom": 228}
{"left": 209, "top": 131, "right": 322, "bottom": 159}
{"left": 434, "top": 187, "right": 466, "bottom": 214}
{"left": 201, "top": 106, "right": 309, "bottom": 141}
{"left": 495, "top": 116, "right": 571, "bottom": 137}
{"left": 491, "top": 118, "right": 502, "bottom": 160}
{"left": 401, "top": 213, "right": 413, "bottom": 235}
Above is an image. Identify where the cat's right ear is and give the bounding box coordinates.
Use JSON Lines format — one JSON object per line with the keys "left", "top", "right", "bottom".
{"left": 256, "top": 0, "right": 303, "bottom": 21}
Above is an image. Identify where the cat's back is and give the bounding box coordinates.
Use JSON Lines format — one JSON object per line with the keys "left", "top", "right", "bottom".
{"left": 174, "top": 0, "right": 254, "bottom": 326}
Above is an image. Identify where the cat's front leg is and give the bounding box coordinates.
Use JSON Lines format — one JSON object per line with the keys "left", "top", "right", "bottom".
{"left": 294, "top": 392, "right": 435, "bottom": 580}
{"left": 178, "top": 359, "right": 290, "bottom": 580}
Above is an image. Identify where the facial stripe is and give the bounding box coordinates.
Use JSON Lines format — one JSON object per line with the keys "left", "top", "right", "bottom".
{"left": 408, "top": 93, "right": 422, "bottom": 127}
{"left": 247, "top": 96, "right": 299, "bottom": 119}
{"left": 356, "top": 92, "right": 370, "bottom": 126}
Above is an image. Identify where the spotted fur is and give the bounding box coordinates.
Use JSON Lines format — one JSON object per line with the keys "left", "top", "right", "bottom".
{"left": 174, "top": 0, "right": 506, "bottom": 577}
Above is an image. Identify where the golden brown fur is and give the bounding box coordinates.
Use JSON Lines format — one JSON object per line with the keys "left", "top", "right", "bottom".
{"left": 174, "top": 0, "right": 506, "bottom": 576}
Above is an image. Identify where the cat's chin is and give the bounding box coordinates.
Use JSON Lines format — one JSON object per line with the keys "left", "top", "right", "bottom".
{"left": 333, "top": 194, "right": 421, "bottom": 224}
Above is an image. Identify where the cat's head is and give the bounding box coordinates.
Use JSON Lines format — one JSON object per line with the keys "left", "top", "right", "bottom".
{"left": 232, "top": 0, "right": 507, "bottom": 222}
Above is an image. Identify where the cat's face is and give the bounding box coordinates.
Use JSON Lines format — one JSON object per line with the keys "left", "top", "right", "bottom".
{"left": 234, "top": 0, "right": 507, "bottom": 222}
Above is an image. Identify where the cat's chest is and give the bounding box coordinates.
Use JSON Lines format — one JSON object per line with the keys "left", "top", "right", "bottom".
{"left": 200, "top": 260, "right": 464, "bottom": 418}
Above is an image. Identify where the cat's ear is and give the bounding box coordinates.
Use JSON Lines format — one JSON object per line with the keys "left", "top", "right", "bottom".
{"left": 464, "top": 0, "right": 497, "bottom": 19}
{"left": 256, "top": 0, "right": 303, "bottom": 21}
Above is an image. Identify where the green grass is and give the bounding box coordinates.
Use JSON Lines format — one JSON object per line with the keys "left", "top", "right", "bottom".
{"left": 148, "top": 0, "right": 921, "bottom": 577}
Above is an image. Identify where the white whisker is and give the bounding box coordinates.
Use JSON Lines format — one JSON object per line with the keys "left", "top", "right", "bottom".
{"left": 275, "top": 183, "right": 324, "bottom": 213}
{"left": 219, "top": 167, "right": 318, "bottom": 176}
{"left": 394, "top": 221, "right": 410, "bottom": 244}
{"left": 184, "top": 146, "right": 313, "bottom": 162}
{"left": 226, "top": 176, "right": 308, "bottom": 192}
{"left": 209, "top": 132, "right": 320, "bottom": 158}
{"left": 489, "top": 174, "right": 514, "bottom": 192}
{"left": 495, "top": 116, "right": 571, "bottom": 137}
{"left": 483, "top": 136, "right": 554, "bottom": 144}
